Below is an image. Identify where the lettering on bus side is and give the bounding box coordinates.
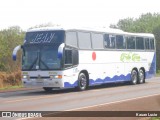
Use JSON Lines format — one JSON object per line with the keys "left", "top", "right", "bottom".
{"left": 120, "top": 53, "right": 141, "bottom": 62}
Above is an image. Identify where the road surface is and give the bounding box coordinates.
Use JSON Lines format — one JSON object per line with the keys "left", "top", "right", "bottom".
{"left": 0, "top": 77, "right": 160, "bottom": 119}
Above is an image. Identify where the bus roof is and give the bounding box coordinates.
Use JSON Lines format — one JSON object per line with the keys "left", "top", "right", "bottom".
{"left": 28, "top": 27, "right": 154, "bottom": 38}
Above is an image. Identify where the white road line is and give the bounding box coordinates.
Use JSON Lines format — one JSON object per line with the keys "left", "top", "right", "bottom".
{"left": 66, "top": 93, "right": 160, "bottom": 111}
{"left": 16, "top": 93, "right": 160, "bottom": 120}
{"left": 3, "top": 94, "right": 62, "bottom": 103}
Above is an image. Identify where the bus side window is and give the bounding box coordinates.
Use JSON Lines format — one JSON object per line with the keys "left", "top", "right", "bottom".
{"left": 145, "top": 38, "right": 150, "bottom": 50}
{"left": 66, "top": 31, "right": 78, "bottom": 48}
{"left": 136, "top": 37, "right": 144, "bottom": 50}
{"left": 64, "top": 49, "right": 78, "bottom": 68}
{"left": 126, "top": 36, "right": 136, "bottom": 49}
{"left": 150, "top": 38, "right": 155, "bottom": 50}
{"left": 72, "top": 49, "right": 79, "bottom": 66}
{"left": 91, "top": 33, "right": 104, "bottom": 49}
{"left": 104, "top": 34, "right": 110, "bottom": 48}
{"left": 110, "top": 35, "right": 116, "bottom": 49}
{"left": 78, "top": 32, "right": 91, "bottom": 49}
{"left": 65, "top": 49, "right": 72, "bottom": 67}
{"left": 104, "top": 34, "right": 115, "bottom": 49}
{"left": 116, "top": 35, "right": 125, "bottom": 49}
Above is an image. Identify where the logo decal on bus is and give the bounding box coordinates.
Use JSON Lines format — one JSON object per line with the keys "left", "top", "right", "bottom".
{"left": 92, "top": 52, "right": 96, "bottom": 61}
{"left": 120, "top": 53, "right": 140, "bottom": 62}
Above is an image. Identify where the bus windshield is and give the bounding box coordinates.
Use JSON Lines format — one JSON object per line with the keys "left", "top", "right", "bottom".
{"left": 22, "top": 30, "right": 64, "bottom": 71}
{"left": 22, "top": 44, "right": 61, "bottom": 70}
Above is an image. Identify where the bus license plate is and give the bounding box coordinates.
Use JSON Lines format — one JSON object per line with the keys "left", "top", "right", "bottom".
{"left": 36, "top": 79, "right": 44, "bottom": 83}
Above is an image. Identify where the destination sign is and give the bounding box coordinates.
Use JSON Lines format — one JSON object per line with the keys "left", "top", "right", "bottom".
{"left": 30, "top": 33, "right": 55, "bottom": 44}
{"left": 24, "top": 31, "right": 64, "bottom": 44}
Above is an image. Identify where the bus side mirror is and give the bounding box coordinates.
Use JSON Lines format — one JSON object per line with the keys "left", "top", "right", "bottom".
{"left": 58, "top": 43, "right": 65, "bottom": 59}
{"left": 12, "top": 45, "right": 21, "bottom": 61}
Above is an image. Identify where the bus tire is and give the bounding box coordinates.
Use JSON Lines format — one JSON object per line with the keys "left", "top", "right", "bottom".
{"left": 77, "top": 72, "right": 88, "bottom": 91}
{"left": 138, "top": 69, "right": 145, "bottom": 84}
{"left": 130, "top": 69, "right": 138, "bottom": 85}
{"left": 43, "top": 87, "right": 53, "bottom": 92}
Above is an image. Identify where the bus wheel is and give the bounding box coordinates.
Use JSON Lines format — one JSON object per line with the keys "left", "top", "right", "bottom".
{"left": 138, "top": 69, "right": 145, "bottom": 84}
{"left": 130, "top": 69, "right": 138, "bottom": 85}
{"left": 77, "top": 73, "right": 88, "bottom": 91}
{"left": 43, "top": 87, "right": 53, "bottom": 92}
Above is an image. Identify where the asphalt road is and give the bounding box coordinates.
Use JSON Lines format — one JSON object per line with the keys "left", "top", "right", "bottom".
{"left": 0, "top": 77, "right": 160, "bottom": 119}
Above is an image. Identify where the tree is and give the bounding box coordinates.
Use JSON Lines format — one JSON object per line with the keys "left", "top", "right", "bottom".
{"left": 153, "top": 25, "right": 160, "bottom": 71}
{"left": 110, "top": 13, "right": 160, "bottom": 71}
{"left": 116, "top": 18, "right": 135, "bottom": 32}
{"left": 0, "top": 26, "right": 25, "bottom": 72}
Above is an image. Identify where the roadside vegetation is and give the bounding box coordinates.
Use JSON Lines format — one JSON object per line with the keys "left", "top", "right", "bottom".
{"left": 156, "top": 70, "right": 160, "bottom": 77}
{"left": 0, "top": 70, "right": 22, "bottom": 88}
{"left": 0, "top": 85, "right": 23, "bottom": 90}
{"left": 151, "top": 117, "right": 160, "bottom": 120}
{"left": 0, "top": 13, "right": 160, "bottom": 89}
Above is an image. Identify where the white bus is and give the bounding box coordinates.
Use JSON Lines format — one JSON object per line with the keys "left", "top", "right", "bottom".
{"left": 12, "top": 27, "right": 156, "bottom": 91}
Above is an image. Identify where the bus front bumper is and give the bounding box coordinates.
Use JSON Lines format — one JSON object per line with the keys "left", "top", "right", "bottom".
{"left": 22, "top": 78, "right": 64, "bottom": 88}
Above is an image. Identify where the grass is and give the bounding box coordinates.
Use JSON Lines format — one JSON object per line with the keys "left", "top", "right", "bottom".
{"left": 0, "top": 71, "right": 22, "bottom": 89}
{"left": 156, "top": 70, "right": 160, "bottom": 77}
{"left": 151, "top": 117, "right": 160, "bottom": 120}
{"left": 0, "top": 85, "right": 23, "bottom": 90}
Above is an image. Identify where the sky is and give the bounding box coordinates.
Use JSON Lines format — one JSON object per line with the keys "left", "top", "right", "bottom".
{"left": 0, "top": 0, "right": 160, "bottom": 30}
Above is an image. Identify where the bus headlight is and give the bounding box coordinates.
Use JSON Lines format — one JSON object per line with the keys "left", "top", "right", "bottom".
{"left": 23, "top": 75, "right": 30, "bottom": 80}
{"left": 23, "top": 75, "right": 27, "bottom": 79}
{"left": 50, "top": 75, "right": 54, "bottom": 80}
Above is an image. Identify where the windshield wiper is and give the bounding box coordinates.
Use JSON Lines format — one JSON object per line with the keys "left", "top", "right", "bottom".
{"left": 40, "top": 59, "right": 49, "bottom": 69}
{"left": 28, "top": 57, "right": 38, "bottom": 70}
{"left": 28, "top": 52, "right": 38, "bottom": 70}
